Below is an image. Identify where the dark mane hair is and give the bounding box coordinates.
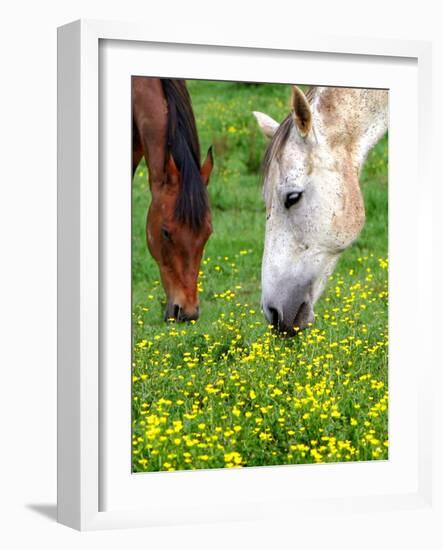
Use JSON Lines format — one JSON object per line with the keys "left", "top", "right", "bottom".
{"left": 262, "top": 86, "right": 316, "bottom": 185}
{"left": 161, "top": 79, "right": 209, "bottom": 231}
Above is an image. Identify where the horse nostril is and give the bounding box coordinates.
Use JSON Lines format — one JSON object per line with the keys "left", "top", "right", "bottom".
{"left": 173, "top": 304, "right": 180, "bottom": 319}
{"left": 268, "top": 307, "right": 280, "bottom": 328}
{"left": 177, "top": 307, "right": 199, "bottom": 323}
{"left": 294, "top": 302, "right": 305, "bottom": 326}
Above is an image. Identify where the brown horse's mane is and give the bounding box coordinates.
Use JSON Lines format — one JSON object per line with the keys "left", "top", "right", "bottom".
{"left": 262, "top": 86, "right": 316, "bottom": 185}
{"left": 161, "top": 79, "right": 209, "bottom": 231}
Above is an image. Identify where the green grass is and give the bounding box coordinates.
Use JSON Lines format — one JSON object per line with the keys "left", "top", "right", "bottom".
{"left": 131, "top": 81, "right": 388, "bottom": 472}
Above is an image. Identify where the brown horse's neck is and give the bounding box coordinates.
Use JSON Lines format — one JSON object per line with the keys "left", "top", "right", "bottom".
{"left": 132, "top": 77, "right": 168, "bottom": 186}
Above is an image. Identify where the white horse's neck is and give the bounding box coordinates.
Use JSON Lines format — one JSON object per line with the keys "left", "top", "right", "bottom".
{"left": 311, "top": 87, "right": 388, "bottom": 170}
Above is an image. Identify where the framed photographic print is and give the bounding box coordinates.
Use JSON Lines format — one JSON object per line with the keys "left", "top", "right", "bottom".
{"left": 130, "top": 77, "right": 390, "bottom": 473}
{"left": 57, "top": 20, "right": 437, "bottom": 533}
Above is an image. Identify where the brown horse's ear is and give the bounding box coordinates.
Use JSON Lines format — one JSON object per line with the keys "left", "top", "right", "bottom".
{"left": 165, "top": 154, "right": 180, "bottom": 186}
{"left": 292, "top": 86, "right": 312, "bottom": 138}
{"left": 200, "top": 146, "right": 214, "bottom": 186}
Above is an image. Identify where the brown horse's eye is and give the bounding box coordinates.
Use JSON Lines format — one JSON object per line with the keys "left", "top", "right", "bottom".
{"left": 161, "top": 227, "right": 172, "bottom": 241}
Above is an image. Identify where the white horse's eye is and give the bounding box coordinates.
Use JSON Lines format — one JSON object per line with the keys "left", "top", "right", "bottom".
{"left": 284, "top": 191, "right": 303, "bottom": 209}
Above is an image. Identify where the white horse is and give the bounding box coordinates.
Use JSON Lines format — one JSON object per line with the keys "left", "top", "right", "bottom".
{"left": 253, "top": 85, "right": 388, "bottom": 335}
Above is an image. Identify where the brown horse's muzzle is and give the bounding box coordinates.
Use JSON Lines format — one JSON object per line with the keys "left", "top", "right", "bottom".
{"left": 164, "top": 302, "right": 199, "bottom": 323}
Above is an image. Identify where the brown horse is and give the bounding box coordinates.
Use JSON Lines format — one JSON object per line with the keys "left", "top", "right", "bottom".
{"left": 132, "top": 77, "right": 214, "bottom": 322}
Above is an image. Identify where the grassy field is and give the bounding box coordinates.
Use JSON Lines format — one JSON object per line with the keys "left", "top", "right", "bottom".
{"left": 131, "top": 81, "right": 388, "bottom": 472}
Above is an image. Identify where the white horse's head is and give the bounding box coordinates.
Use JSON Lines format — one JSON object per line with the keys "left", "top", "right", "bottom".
{"left": 254, "top": 85, "right": 387, "bottom": 335}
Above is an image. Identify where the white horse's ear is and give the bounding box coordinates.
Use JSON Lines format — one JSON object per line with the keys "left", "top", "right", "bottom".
{"left": 253, "top": 111, "right": 279, "bottom": 139}
{"left": 292, "top": 86, "right": 312, "bottom": 138}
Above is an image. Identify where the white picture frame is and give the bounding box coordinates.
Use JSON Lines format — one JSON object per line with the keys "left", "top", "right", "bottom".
{"left": 57, "top": 19, "right": 437, "bottom": 533}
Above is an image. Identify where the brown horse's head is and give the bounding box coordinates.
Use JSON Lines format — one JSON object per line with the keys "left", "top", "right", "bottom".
{"left": 147, "top": 148, "right": 213, "bottom": 322}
